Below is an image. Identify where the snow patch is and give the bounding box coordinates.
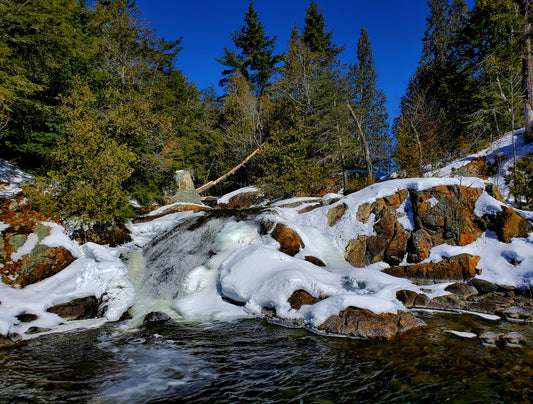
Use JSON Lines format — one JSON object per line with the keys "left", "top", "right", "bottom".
{"left": 218, "top": 186, "right": 260, "bottom": 205}
{"left": 11, "top": 233, "right": 39, "bottom": 262}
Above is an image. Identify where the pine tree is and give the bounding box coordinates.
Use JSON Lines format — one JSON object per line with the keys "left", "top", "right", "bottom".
{"left": 216, "top": 1, "right": 281, "bottom": 95}
{"left": 0, "top": 0, "right": 93, "bottom": 165}
{"left": 347, "top": 27, "right": 390, "bottom": 182}
{"left": 259, "top": 25, "right": 339, "bottom": 197}
{"left": 302, "top": 1, "right": 343, "bottom": 61}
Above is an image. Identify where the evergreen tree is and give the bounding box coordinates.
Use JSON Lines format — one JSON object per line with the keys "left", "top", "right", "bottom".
{"left": 348, "top": 27, "right": 390, "bottom": 176}
{"left": 216, "top": 1, "right": 281, "bottom": 95}
{"left": 0, "top": 0, "right": 93, "bottom": 165}
{"left": 28, "top": 79, "right": 136, "bottom": 224}
{"left": 302, "top": 1, "right": 343, "bottom": 61}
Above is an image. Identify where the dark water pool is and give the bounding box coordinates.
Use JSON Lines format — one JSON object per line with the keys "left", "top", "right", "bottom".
{"left": 0, "top": 311, "right": 532, "bottom": 403}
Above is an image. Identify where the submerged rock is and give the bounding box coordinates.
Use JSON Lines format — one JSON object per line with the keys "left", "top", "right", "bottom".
{"left": 0, "top": 333, "right": 23, "bottom": 348}
{"left": 143, "top": 311, "right": 171, "bottom": 325}
{"left": 318, "top": 307, "right": 425, "bottom": 340}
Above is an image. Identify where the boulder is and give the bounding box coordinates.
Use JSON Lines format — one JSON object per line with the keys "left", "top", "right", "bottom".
{"left": 143, "top": 311, "right": 171, "bottom": 325}
{"left": 47, "top": 296, "right": 100, "bottom": 321}
{"left": 217, "top": 189, "right": 264, "bottom": 209}
{"left": 11, "top": 246, "right": 75, "bottom": 288}
{"left": 0, "top": 333, "right": 23, "bottom": 348}
{"left": 444, "top": 282, "right": 478, "bottom": 298}
{"left": 287, "top": 289, "right": 325, "bottom": 310}
{"left": 344, "top": 236, "right": 368, "bottom": 268}
{"left": 304, "top": 256, "right": 326, "bottom": 266}
{"left": 327, "top": 203, "right": 348, "bottom": 226}
{"left": 345, "top": 199, "right": 409, "bottom": 266}
{"left": 470, "top": 278, "right": 498, "bottom": 294}
{"left": 271, "top": 223, "right": 305, "bottom": 257}
{"left": 409, "top": 185, "right": 483, "bottom": 247}
{"left": 484, "top": 206, "right": 533, "bottom": 243}
{"left": 384, "top": 253, "right": 481, "bottom": 284}
{"left": 167, "top": 170, "right": 202, "bottom": 205}
{"left": 452, "top": 157, "right": 489, "bottom": 179}
{"left": 407, "top": 229, "right": 433, "bottom": 263}
{"left": 395, "top": 290, "right": 430, "bottom": 308}
{"left": 318, "top": 307, "right": 425, "bottom": 339}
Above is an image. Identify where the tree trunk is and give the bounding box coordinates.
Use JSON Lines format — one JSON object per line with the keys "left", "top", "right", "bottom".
{"left": 196, "top": 147, "right": 261, "bottom": 194}
{"left": 522, "top": 0, "right": 533, "bottom": 143}
{"left": 346, "top": 102, "right": 373, "bottom": 185}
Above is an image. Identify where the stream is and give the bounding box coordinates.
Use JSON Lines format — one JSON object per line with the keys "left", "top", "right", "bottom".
{"left": 0, "top": 311, "right": 531, "bottom": 403}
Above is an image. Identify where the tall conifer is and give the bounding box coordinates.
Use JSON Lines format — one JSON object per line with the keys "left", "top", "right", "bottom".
{"left": 217, "top": 1, "right": 281, "bottom": 95}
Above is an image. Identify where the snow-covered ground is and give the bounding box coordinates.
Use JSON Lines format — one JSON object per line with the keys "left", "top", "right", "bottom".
{"left": 432, "top": 129, "right": 533, "bottom": 201}
{"left": 0, "top": 130, "right": 532, "bottom": 338}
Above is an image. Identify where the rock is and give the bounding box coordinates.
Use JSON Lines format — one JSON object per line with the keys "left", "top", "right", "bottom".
{"left": 356, "top": 203, "right": 373, "bottom": 223}
{"left": 444, "top": 282, "right": 478, "bottom": 298}
{"left": 318, "top": 307, "right": 425, "bottom": 339}
{"left": 47, "top": 296, "right": 100, "bottom": 321}
{"left": 304, "top": 256, "right": 326, "bottom": 267}
{"left": 25, "top": 326, "right": 52, "bottom": 335}
{"left": 143, "top": 311, "right": 171, "bottom": 325}
{"left": 133, "top": 204, "right": 208, "bottom": 224}
{"left": 484, "top": 206, "right": 533, "bottom": 243}
{"left": 12, "top": 246, "right": 76, "bottom": 288}
{"left": 395, "top": 290, "right": 419, "bottom": 307}
{"left": 395, "top": 290, "right": 429, "bottom": 308}
{"left": 501, "top": 306, "right": 532, "bottom": 320}
{"left": 344, "top": 236, "right": 368, "bottom": 268}
{"left": 16, "top": 313, "right": 38, "bottom": 323}
{"left": 407, "top": 229, "right": 433, "bottom": 263}
{"left": 479, "top": 331, "right": 501, "bottom": 344}
{"left": 409, "top": 186, "right": 484, "bottom": 246}
{"left": 503, "top": 331, "right": 526, "bottom": 345}
{"left": 69, "top": 221, "right": 132, "bottom": 246}
{"left": 217, "top": 189, "right": 264, "bottom": 209}
{"left": 384, "top": 227, "right": 410, "bottom": 266}
{"left": 0, "top": 333, "right": 23, "bottom": 348}
{"left": 384, "top": 254, "right": 481, "bottom": 284}
{"left": 271, "top": 223, "right": 305, "bottom": 257}
{"left": 297, "top": 204, "right": 321, "bottom": 214}
{"left": 287, "top": 289, "right": 325, "bottom": 310}
{"left": 452, "top": 157, "right": 489, "bottom": 179}
{"left": 168, "top": 170, "right": 202, "bottom": 205}
{"left": 470, "top": 278, "right": 498, "bottom": 294}
{"left": 8, "top": 200, "right": 20, "bottom": 211}
{"left": 327, "top": 203, "right": 348, "bottom": 226}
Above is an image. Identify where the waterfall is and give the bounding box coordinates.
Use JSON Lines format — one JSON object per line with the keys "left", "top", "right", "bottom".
{"left": 139, "top": 210, "right": 261, "bottom": 301}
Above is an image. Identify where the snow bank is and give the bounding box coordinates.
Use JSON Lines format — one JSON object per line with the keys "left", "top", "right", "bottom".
{"left": 0, "top": 159, "right": 33, "bottom": 198}
{"left": 0, "top": 228, "right": 134, "bottom": 337}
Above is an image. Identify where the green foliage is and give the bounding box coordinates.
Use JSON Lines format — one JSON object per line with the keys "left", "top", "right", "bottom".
{"left": 507, "top": 153, "right": 533, "bottom": 209}
{"left": 27, "top": 79, "right": 136, "bottom": 224}
{"left": 0, "top": 0, "right": 93, "bottom": 164}
{"left": 216, "top": 1, "right": 281, "bottom": 95}
{"left": 302, "top": 1, "right": 344, "bottom": 61}
{"left": 348, "top": 27, "right": 391, "bottom": 173}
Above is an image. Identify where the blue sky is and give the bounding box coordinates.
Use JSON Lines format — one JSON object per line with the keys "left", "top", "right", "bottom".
{"left": 135, "top": 1, "right": 471, "bottom": 121}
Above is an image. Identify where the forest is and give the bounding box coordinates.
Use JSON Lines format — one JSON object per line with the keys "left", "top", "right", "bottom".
{"left": 1, "top": 0, "right": 533, "bottom": 227}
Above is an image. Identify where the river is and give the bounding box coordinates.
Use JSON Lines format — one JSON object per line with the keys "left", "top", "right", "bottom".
{"left": 0, "top": 310, "right": 531, "bottom": 403}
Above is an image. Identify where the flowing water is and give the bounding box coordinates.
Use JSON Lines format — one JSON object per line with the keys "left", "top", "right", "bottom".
{"left": 0, "top": 312, "right": 532, "bottom": 403}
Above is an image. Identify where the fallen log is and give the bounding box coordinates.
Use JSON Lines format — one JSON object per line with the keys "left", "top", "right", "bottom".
{"left": 196, "top": 147, "right": 261, "bottom": 194}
